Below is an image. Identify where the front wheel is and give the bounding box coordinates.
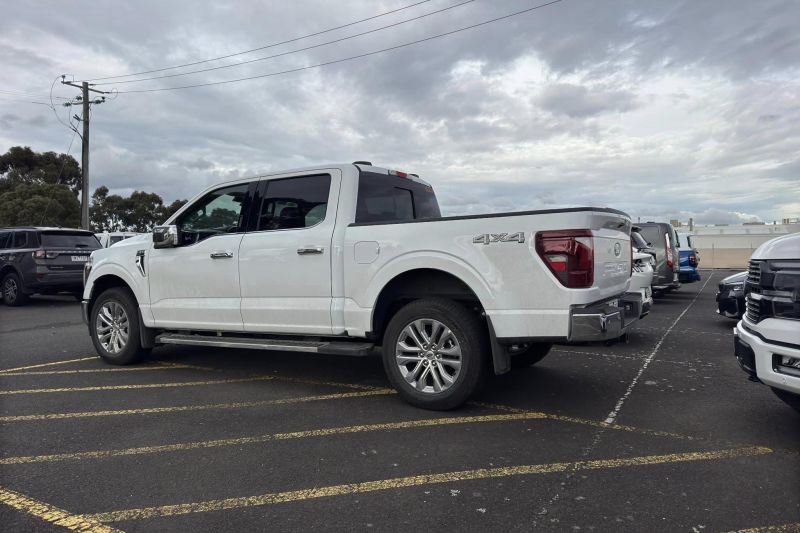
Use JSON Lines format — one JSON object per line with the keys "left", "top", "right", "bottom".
{"left": 382, "top": 298, "right": 488, "bottom": 410}
{"left": 771, "top": 388, "right": 800, "bottom": 414}
{"left": 90, "top": 288, "right": 147, "bottom": 365}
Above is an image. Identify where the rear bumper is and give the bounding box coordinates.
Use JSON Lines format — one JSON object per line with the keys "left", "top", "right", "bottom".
{"left": 734, "top": 321, "right": 800, "bottom": 395}
{"left": 568, "top": 293, "right": 640, "bottom": 342}
{"left": 678, "top": 266, "right": 701, "bottom": 283}
{"left": 22, "top": 270, "right": 83, "bottom": 293}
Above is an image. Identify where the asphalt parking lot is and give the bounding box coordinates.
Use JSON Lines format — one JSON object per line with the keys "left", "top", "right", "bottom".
{"left": 1, "top": 269, "right": 798, "bottom": 532}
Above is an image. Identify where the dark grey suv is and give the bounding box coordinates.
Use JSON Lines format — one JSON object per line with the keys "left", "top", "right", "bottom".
{"left": 0, "top": 227, "right": 101, "bottom": 306}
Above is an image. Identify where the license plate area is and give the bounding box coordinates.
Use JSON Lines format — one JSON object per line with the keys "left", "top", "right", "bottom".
{"left": 71, "top": 256, "right": 88, "bottom": 262}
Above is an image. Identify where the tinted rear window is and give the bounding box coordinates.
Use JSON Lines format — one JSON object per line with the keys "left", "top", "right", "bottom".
{"left": 41, "top": 232, "right": 101, "bottom": 249}
{"left": 355, "top": 172, "right": 441, "bottom": 224}
{"left": 638, "top": 226, "right": 664, "bottom": 248}
{"left": 631, "top": 231, "right": 649, "bottom": 249}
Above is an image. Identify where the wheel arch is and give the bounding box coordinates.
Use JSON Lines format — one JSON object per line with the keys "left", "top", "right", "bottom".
{"left": 88, "top": 273, "right": 156, "bottom": 349}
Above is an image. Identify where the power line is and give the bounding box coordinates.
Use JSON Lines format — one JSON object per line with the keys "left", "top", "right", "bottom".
{"left": 0, "top": 96, "right": 52, "bottom": 106}
{"left": 81, "top": 0, "right": 434, "bottom": 82}
{"left": 112, "top": 0, "right": 563, "bottom": 94}
{"left": 39, "top": 128, "right": 79, "bottom": 226}
{"left": 0, "top": 89, "right": 69, "bottom": 100}
{"left": 92, "top": 0, "right": 475, "bottom": 86}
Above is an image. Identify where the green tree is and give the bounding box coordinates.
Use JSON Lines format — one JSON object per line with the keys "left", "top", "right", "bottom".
{"left": 0, "top": 146, "right": 82, "bottom": 196}
{"left": 0, "top": 183, "right": 80, "bottom": 227}
{"left": 90, "top": 187, "right": 188, "bottom": 232}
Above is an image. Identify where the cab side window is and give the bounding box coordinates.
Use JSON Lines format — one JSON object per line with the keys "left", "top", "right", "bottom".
{"left": 175, "top": 183, "right": 249, "bottom": 245}
{"left": 256, "top": 174, "right": 331, "bottom": 231}
{"left": 12, "top": 232, "right": 28, "bottom": 248}
{"left": 0, "top": 232, "right": 9, "bottom": 249}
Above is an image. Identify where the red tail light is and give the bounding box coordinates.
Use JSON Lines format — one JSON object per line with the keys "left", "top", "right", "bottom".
{"left": 689, "top": 254, "right": 698, "bottom": 267}
{"left": 536, "top": 230, "right": 594, "bottom": 288}
{"left": 665, "top": 233, "right": 673, "bottom": 269}
{"left": 32, "top": 249, "right": 58, "bottom": 260}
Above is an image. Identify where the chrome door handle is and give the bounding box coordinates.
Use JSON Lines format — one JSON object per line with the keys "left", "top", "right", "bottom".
{"left": 297, "top": 246, "right": 324, "bottom": 255}
{"left": 210, "top": 251, "right": 234, "bottom": 259}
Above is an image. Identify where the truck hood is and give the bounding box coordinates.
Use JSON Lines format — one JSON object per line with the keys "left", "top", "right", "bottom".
{"left": 751, "top": 233, "right": 800, "bottom": 260}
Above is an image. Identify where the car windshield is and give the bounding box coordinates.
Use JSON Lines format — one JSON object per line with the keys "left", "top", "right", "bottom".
{"left": 40, "top": 232, "right": 101, "bottom": 249}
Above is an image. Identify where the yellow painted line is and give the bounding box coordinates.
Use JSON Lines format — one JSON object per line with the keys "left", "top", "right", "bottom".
{"left": 472, "top": 401, "right": 697, "bottom": 441}
{"left": 0, "top": 357, "right": 97, "bottom": 374}
{"left": 0, "top": 412, "right": 545, "bottom": 465}
{"left": 727, "top": 524, "right": 800, "bottom": 533}
{"left": 86, "top": 446, "right": 772, "bottom": 522}
{"left": 0, "top": 389, "right": 394, "bottom": 423}
{"left": 0, "top": 486, "right": 122, "bottom": 532}
{"left": 0, "top": 364, "right": 193, "bottom": 377}
{"left": 0, "top": 375, "right": 278, "bottom": 395}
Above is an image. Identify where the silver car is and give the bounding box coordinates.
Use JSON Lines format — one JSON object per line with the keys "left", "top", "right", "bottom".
{"left": 636, "top": 222, "right": 681, "bottom": 293}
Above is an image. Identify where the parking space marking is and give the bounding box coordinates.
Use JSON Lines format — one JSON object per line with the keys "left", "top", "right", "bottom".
{"left": 0, "top": 357, "right": 97, "bottom": 374}
{"left": 603, "top": 274, "right": 715, "bottom": 425}
{"left": 0, "top": 486, "right": 122, "bottom": 533}
{"left": 727, "top": 524, "right": 800, "bottom": 533}
{"left": 85, "top": 446, "right": 772, "bottom": 522}
{"left": 551, "top": 348, "right": 711, "bottom": 368}
{"left": 0, "top": 364, "right": 195, "bottom": 377}
{"left": 0, "top": 375, "right": 279, "bottom": 395}
{"left": 0, "top": 389, "right": 395, "bottom": 423}
{"left": 471, "top": 401, "right": 697, "bottom": 441}
{"left": 0, "top": 412, "right": 546, "bottom": 465}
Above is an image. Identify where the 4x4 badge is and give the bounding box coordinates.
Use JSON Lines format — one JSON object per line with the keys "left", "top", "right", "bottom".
{"left": 473, "top": 232, "right": 525, "bottom": 245}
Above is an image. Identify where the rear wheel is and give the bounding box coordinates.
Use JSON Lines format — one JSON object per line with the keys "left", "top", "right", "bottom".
{"left": 771, "top": 388, "right": 800, "bottom": 414}
{"left": 2, "top": 272, "right": 29, "bottom": 306}
{"left": 90, "top": 288, "right": 147, "bottom": 365}
{"left": 382, "top": 298, "right": 487, "bottom": 410}
{"left": 510, "top": 342, "right": 552, "bottom": 368}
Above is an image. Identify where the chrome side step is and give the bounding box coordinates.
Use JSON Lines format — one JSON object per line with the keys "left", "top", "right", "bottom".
{"left": 155, "top": 333, "right": 375, "bottom": 356}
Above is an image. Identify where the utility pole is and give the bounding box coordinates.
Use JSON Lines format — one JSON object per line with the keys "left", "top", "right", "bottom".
{"left": 60, "top": 77, "right": 109, "bottom": 230}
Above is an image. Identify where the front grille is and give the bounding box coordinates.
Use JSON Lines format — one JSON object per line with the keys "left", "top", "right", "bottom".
{"left": 747, "top": 260, "right": 762, "bottom": 284}
{"left": 745, "top": 295, "right": 762, "bottom": 323}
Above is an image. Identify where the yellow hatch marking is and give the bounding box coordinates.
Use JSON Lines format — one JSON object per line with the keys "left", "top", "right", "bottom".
{"left": 0, "top": 365, "right": 193, "bottom": 377}
{"left": 471, "top": 401, "right": 696, "bottom": 441}
{"left": 86, "top": 446, "right": 772, "bottom": 522}
{"left": 0, "top": 486, "right": 123, "bottom": 532}
{"left": 0, "top": 357, "right": 97, "bottom": 374}
{"left": 0, "top": 389, "right": 395, "bottom": 423}
{"left": 727, "top": 524, "right": 800, "bottom": 533}
{"left": 0, "top": 412, "right": 545, "bottom": 465}
{"left": 0, "top": 375, "right": 279, "bottom": 395}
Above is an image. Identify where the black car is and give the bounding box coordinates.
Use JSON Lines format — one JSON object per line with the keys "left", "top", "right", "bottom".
{"left": 0, "top": 227, "right": 101, "bottom": 306}
{"left": 716, "top": 271, "right": 747, "bottom": 319}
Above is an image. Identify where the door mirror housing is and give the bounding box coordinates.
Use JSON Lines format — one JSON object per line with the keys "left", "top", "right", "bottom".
{"left": 153, "top": 225, "right": 179, "bottom": 248}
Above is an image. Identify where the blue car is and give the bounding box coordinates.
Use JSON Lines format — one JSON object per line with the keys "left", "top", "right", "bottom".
{"left": 676, "top": 232, "right": 700, "bottom": 283}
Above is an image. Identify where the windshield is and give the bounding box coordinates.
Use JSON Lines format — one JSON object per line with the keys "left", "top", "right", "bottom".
{"left": 40, "top": 232, "right": 101, "bottom": 249}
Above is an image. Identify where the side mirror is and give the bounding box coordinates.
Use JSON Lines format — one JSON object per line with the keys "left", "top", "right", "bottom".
{"left": 153, "top": 225, "right": 179, "bottom": 248}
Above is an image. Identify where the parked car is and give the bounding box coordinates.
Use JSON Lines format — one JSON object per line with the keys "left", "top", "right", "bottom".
{"left": 0, "top": 227, "right": 101, "bottom": 306}
{"left": 96, "top": 231, "right": 141, "bottom": 248}
{"left": 676, "top": 231, "right": 701, "bottom": 283}
{"left": 734, "top": 232, "right": 800, "bottom": 413}
{"left": 637, "top": 222, "right": 680, "bottom": 294}
{"left": 716, "top": 271, "right": 746, "bottom": 319}
{"left": 82, "top": 162, "right": 638, "bottom": 409}
{"left": 628, "top": 228, "right": 655, "bottom": 319}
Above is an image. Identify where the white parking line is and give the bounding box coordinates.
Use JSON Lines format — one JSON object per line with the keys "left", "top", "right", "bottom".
{"left": 603, "top": 274, "right": 715, "bottom": 425}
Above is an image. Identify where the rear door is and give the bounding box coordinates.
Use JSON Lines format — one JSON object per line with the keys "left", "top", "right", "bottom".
{"left": 238, "top": 171, "right": 340, "bottom": 334}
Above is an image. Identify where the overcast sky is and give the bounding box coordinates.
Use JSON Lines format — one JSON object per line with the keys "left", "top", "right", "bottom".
{"left": 1, "top": 0, "right": 798, "bottom": 224}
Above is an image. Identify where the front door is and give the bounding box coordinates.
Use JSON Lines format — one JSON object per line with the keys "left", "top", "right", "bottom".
{"left": 148, "top": 182, "right": 252, "bottom": 331}
{"left": 239, "top": 171, "right": 340, "bottom": 334}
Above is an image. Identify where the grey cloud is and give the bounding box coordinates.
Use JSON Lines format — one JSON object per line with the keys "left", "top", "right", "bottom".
{"left": 536, "top": 84, "right": 639, "bottom": 117}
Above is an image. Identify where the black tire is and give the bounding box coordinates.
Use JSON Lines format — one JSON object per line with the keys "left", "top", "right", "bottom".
{"left": 510, "top": 342, "right": 552, "bottom": 369}
{"left": 2, "top": 272, "right": 29, "bottom": 306}
{"left": 89, "top": 287, "right": 147, "bottom": 365}
{"left": 382, "top": 298, "right": 488, "bottom": 410}
{"left": 771, "top": 388, "right": 800, "bottom": 414}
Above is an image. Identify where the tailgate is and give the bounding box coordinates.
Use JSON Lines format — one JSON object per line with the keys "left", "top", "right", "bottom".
{"left": 591, "top": 212, "right": 631, "bottom": 300}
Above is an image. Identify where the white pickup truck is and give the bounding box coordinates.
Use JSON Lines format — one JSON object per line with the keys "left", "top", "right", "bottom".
{"left": 82, "top": 162, "right": 636, "bottom": 409}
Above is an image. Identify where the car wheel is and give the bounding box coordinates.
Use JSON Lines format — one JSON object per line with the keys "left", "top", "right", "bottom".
{"left": 510, "top": 342, "right": 552, "bottom": 369}
{"left": 382, "top": 298, "right": 488, "bottom": 410}
{"left": 771, "top": 388, "right": 800, "bottom": 414}
{"left": 2, "top": 272, "right": 29, "bottom": 306}
{"left": 90, "top": 287, "right": 147, "bottom": 365}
